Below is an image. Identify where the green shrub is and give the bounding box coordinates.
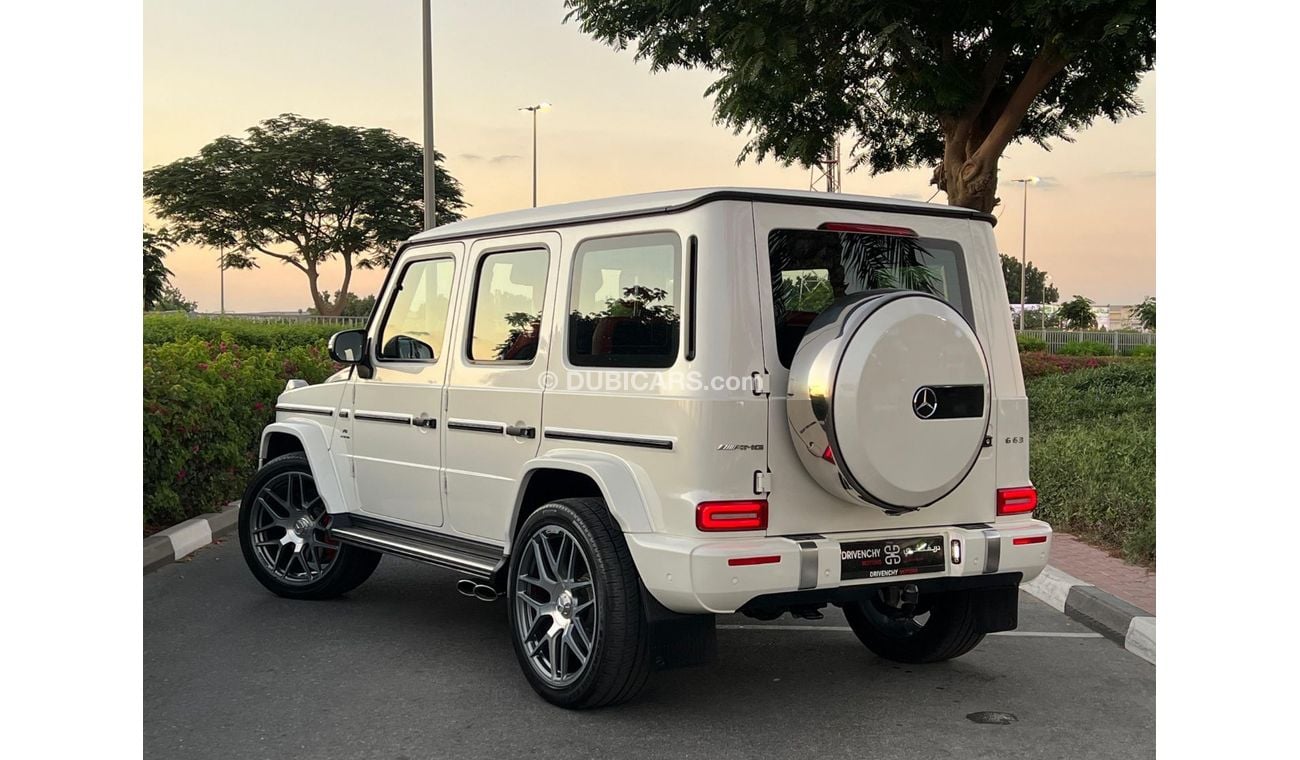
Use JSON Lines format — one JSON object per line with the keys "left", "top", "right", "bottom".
{"left": 1016, "top": 334, "right": 1047, "bottom": 353}
{"left": 1027, "top": 361, "right": 1156, "bottom": 564}
{"left": 1124, "top": 344, "right": 1155, "bottom": 358}
{"left": 1057, "top": 340, "right": 1114, "bottom": 356}
{"left": 143, "top": 336, "right": 337, "bottom": 527}
{"left": 144, "top": 314, "right": 346, "bottom": 349}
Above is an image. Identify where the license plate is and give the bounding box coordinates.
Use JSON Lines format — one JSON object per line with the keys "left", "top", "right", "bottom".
{"left": 840, "top": 535, "right": 946, "bottom": 580}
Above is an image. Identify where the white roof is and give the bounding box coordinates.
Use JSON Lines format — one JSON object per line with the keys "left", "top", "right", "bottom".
{"left": 409, "top": 186, "right": 987, "bottom": 243}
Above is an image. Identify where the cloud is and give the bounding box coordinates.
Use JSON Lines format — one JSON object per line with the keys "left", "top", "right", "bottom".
{"left": 1096, "top": 169, "right": 1156, "bottom": 180}
{"left": 458, "top": 152, "right": 523, "bottom": 164}
{"left": 999, "top": 175, "right": 1060, "bottom": 189}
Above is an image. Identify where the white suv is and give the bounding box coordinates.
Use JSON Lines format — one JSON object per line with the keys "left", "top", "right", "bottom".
{"left": 238, "top": 187, "right": 1051, "bottom": 708}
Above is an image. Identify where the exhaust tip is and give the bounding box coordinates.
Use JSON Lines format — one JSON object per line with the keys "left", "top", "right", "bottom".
{"left": 456, "top": 579, "right": 477, "bottom": 597}
{"left": 474, "top": 584, "right": 500, "bottom": 602}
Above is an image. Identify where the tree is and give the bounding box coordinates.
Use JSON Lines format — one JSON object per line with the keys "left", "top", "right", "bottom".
{"left": 1017, "top": 306, "right": 1061, "bottom": 330}
{"left": 143, "top": 226, "right": 175, "bottom": 310}
{"left": 308, "top": 291, "right": 378, "bottom": 318}
{"left": 1000, "top": 253, "right": 1058, "bottom": 304}
{"left": 151, "top": 283, "right": 198, "bottom": 313}
{"left": 565, "top": 1, "right": 1155, "bottom": 212}
{"left": 1058, "top": 294, "right": 1097, "bottom": 330}
{"left": 1134, "top": 296, "right": 1155, "bottom": 331}
{"left": 143, "top": 114, "right": 467, "bottom": 316}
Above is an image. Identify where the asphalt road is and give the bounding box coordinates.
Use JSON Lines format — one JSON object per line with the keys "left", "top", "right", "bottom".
{"left": 144, "top": 539, "right": 1154, "bottom": 760}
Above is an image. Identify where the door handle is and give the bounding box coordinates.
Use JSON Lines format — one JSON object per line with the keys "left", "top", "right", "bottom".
{"left": 413, "top": 414, "right": 437, "bottom": 429}
{"left": 505, "top": 424, "right": 536, "bottom": 439}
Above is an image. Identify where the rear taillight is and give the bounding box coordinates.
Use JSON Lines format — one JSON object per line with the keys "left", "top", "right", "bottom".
{"left": 997, "top": 486, "right": 1038, "bottom": 516}
{"left": 696, "top": 500, "right": 768, "bottom": 532}
{"left": 818, "top": 222, "right": 918, "bottom": 237}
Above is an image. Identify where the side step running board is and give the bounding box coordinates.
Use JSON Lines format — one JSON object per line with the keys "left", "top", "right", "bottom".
{"left": 328, "top": 514, "right": 503, "bottom": 580}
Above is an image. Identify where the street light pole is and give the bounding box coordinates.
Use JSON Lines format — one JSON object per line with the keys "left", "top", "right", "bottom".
{"left": 421, "top": 0, "right": 436, "bottom": 230}
{"left": 518, "top": 103, "right": 550, "bottom": 208}
{"left": 1013, "top": 176, "right": 1038, "bottom": 330}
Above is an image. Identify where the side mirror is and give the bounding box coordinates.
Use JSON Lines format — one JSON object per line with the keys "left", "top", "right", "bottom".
{"left": 328, "top": 329, "right": 367, "bottom": 364}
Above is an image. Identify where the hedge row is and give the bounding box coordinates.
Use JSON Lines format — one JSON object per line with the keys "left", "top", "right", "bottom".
{"left": 144, "top": 314, "right": 345, "bottom": 349}
{"left": 1027, "top": 361, "right": 1156, "bottom": 565}
{"left": 143, "top": 336, "right": 337, "bottom": 529}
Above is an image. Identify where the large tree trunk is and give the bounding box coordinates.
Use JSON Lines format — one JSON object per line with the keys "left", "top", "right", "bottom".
{"left": 941, "top": 157, "right": 999, "bottom": 214}
{"left": 305, "top": 266, "right": 341, "bottom": 317}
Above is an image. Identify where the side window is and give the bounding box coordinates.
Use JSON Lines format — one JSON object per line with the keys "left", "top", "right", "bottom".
{"left": 468, "top": 248, "right": 549, "bottom": 362}
{"left": 568, "top": 232, "right": 681, "bottom": 368}
{"left": 376, "top": 258, "right": 455, "bottom": 361}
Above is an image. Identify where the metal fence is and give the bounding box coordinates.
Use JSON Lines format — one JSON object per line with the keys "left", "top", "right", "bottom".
{"left": 1019, "top": 329, "right": 1155, "bottom": 354}
{"left": 184, "top": 312, "right": 369, "bottom": 327}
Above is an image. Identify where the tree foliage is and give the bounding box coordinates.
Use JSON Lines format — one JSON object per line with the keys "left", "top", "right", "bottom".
{"left": 152, "top": 283, "right": 198, "bottom": 313}
{"left": 307, "top": 290, "right": 377, "bottom": 318}
{"left": 565, "top": 0, "right": 1155, "bottom": 211}
{"left": 1001, "top": 253, "right": 1058, "bottom": 304}
{"left": 1134, "top": 296, "right": 1155, "bottom": 331}
{"left": 1058, "top": 294, "right": 1097, "bottom": 330}
{"left": 143, "top": 114, "right": 467, "bottom": 315}
{"left": 143, "top": 226, "right": 175, "bottom": 310}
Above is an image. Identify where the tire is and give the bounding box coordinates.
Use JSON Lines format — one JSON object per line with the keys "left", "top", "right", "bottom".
{"left": 842, "top": 589, "right": 986, "bottom": 664}
{"left": 507, "top": 497, "right": 651, "bottom": 709}
{"left": 237, "top": 453, "right": 381, "bottom": 600}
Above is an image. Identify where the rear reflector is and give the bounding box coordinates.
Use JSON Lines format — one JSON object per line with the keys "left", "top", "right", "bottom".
{"left": 696, "top": 500, "right": 768, "bottom": 532}
{"left": 997, "top": 486, "right": 1038, "bottom": 516}
{"left": 1012, "top": 536, "right": 1048, "bottom": 546}
{"left": 821, "top": 445, "right": 835, "bottom": 463}
{"left": 818, "top": 222, "right": 918, "bottom": 237}
{"left": 728, "top": 555, "right": 781, "bottom": 567}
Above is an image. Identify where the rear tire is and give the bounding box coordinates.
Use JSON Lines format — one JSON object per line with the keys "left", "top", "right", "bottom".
{"left": 237, "top": 453, "right": 381, "bottom": 600}
{"left": 507, "top": 497, "right": 651, "bottom": 709}
{"left": 843, "top": 589, "right": 986, "bottom": 664}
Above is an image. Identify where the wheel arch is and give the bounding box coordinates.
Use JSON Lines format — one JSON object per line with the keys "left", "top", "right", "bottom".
{"left": 257, "top": 421, "right": 348, "bottom": 513}
{"left": 505, "top": 450, "right": 659, "bottom": 554}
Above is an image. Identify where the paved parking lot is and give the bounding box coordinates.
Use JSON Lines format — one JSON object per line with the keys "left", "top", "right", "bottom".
{"left": 145, "top": 539, "right": 1154, "bottom": 760}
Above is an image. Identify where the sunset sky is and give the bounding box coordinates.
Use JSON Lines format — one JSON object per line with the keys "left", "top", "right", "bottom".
{"left": 144, "top": 0, "right": 1155, "bottom": 313}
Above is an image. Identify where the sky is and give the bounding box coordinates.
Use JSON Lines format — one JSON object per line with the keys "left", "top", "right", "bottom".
{"left": 144, "top": 0, "right": 1155, "bottom": 313}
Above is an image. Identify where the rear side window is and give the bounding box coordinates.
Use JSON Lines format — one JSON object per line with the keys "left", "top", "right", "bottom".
{"left": 568, "top": 232, "right": 681, "bottom": 368}
{"left": 376, "top": 257, "right": 455, "bottom": 362}
{"left": 768, "top": 228, "right": 971, "bottom": 367}
{"left": 468, "top": 248, "right": 549, "bottom": 362}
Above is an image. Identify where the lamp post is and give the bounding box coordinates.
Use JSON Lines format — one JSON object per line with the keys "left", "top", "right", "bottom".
{"left": 1042, "top": 273, "right": 1053, "bottom": 330}
{"left": 1012, "top": 176, "right": 1039, "bottom": 330}
{"left": 518, "top": 102, "right": 550, "bottom": 207}
{"left": 421, "top": 0, "right": 436, "bottom": 230}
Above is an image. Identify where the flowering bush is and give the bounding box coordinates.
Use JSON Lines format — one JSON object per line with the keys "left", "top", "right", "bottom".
{"left": 143, "top": 335, "right": 336, "bottom": 528}
{"left": 1018, "top": 351, "right": 1127, "bottom": 380}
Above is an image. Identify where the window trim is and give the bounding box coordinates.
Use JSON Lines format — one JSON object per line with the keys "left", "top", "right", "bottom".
{"left": 564, "top": 230, "right": 684, "bottom": 370}
{"left": 372, "top": 254, "right": 457, "bottom": 365}
{"left": 464, "top": 246, "right": 551, "bottom": 366}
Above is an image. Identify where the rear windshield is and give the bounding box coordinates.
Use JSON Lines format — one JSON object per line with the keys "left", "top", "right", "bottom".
{"left": 768, "top": 228, "right": 971, "bottom": 367}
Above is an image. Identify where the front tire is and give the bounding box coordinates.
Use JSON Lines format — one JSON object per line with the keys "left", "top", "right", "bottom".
{"left": 507, "top": 497, "right": 651, "bottom": 709}
{"left": 842, "top": 589, "right": 986, "bottom": 664}
{"left": 237, "top": 453, "right": 381, "bottom": 600}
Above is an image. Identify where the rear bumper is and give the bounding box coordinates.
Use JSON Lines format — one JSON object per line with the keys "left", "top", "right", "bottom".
{"left": 625, "top": 520, "right": 1052, "bottom": 614}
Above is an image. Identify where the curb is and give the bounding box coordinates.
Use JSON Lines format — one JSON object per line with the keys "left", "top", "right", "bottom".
{"left": 144, "top": 502, "right": 240, "bottom": 574}
{"left": 1022, "top": 565, "right": 1155, "bottom": 664}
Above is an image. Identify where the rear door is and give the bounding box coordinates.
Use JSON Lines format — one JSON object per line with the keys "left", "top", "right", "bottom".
{"left": 752, "top": 202, "right": 1000, "bottom": 535}
{"left": 350, "top": 244, "right": 462, "bottom": 529}
{"left": 443, "top": 233, "right": 560, "bottom": 543}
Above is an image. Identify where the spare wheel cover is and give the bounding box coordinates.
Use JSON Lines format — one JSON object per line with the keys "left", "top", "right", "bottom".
{"left": 788, "top": 291, "right": 990, "bottom": 511}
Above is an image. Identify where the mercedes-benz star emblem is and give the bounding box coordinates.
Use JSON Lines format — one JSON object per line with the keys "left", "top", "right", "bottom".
{"left": 913, "top": 387, "right": 939, "bottom": 419}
